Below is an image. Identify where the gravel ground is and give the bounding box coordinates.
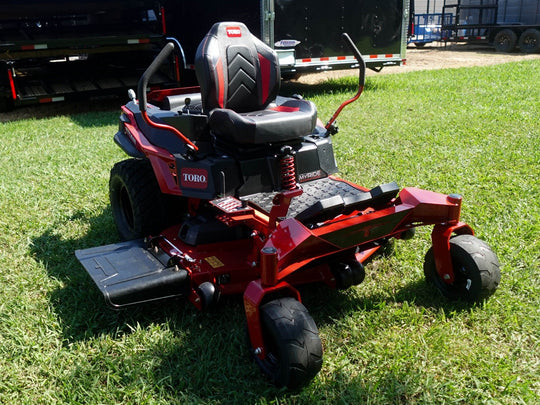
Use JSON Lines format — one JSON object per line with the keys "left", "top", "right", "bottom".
{"left": 297, "top": 42, "right": 540, "bottom": 83}
{"left": 1, "top": 43, "right": 539, "bottom": 122}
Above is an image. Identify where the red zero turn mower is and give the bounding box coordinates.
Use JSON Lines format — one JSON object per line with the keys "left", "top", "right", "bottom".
{"left": 76, "top": 22, "right": 501, "bottom": 388}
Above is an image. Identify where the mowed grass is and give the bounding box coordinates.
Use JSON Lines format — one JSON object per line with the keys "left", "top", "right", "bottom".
{"left": 1, "top": 60, "right": 538, "bottom": 404}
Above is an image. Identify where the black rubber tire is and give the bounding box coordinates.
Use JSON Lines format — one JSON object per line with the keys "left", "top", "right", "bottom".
{"left": 281, "top": 72, "right": 301, "bottom": 81}
{"left": 0, "top": 90, "right": 13, "bottom": 112}
{"left": 424, "top": 234, "right": 501, "bottom": 302}
{"left": 493, "top": 29, "right": 517, "bottom": 53}
{"left": 110, "top": 158, "right": 182, "bottom": 240}
{"left": 518, "top": 29, "right": 540, "bottom": 54}
{"left": 332, "top": 260, "right": 365, "bottom": 290}
{"left": 256, "top": 297, "right": 323, "bottom": 388}
{"left": 332, "top": 263, "right": 354, "bottom": 290}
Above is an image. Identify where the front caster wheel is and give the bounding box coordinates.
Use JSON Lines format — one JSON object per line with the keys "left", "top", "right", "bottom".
{"left": 255, "top": 297, "right": 323, "bottom": 388}
{"left": 424, "top": 234, "right": 501, "bottom": 302}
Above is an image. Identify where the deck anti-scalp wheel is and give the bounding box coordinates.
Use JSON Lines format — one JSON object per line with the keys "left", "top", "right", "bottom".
{"left": 424, "top": 234, "right": 501, "bottom": 302}
{"left": 256, "top": 297, "right": 323, "bottom": 388}
{"left": 109, "top": 158, "right": 185, "bottom": 240}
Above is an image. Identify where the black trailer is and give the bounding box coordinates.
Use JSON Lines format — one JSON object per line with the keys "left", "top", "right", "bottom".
{"left": 0, "top": 1, "right": 178, "bottom": 111}
{"left": 164, "top": 0, "right": 409, "bottom": 76}
{"left": 1, "top": 0, "right": 409, "bottom": 111}
{"left": 441, "top": 0, "right": 540, "bottom": 52}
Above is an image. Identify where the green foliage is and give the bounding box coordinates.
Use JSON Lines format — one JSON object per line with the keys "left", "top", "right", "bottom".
{"left": 1, "top": 61, "right": 538, "bottom": 404}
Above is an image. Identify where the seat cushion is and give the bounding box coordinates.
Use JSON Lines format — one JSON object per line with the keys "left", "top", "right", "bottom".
{"left": 208, "top": 98, "right": 317, "bottom": 144}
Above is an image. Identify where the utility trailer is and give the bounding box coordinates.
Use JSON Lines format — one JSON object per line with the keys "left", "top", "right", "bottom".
{"left": 409, "top": 0, "right": 444, "bottom": 47}
{"left": 441, "top": 0, "right": 540, "bottom": 52}
{"left": 0, "top": 0, "right": 177, "bottom": 111}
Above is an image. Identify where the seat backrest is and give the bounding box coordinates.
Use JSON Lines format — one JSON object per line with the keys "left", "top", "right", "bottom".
{"left": 195, "top": 22, "right": 280, "bottom": 113}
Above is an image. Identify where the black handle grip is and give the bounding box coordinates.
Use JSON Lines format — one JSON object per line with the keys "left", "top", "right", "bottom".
{"left": 341, "top": 33, "right": 366, "bottom": 89}
{"left": 138, "top": 42, "right": 175, "bottom": 112}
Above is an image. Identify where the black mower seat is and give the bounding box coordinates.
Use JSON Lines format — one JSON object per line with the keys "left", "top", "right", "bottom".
{"left": 195, "top": 22, "right": 317, "bottom": 145}
{"left": 208, "top": 97, "right": 317, "bottom": 145}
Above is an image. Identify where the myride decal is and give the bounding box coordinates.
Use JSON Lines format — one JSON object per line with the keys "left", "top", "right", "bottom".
{"left": 180, "top": 168, "right": 208, "bottom": 189}
{"left": 298, "top": 169, "right": 323, "bottom": 182}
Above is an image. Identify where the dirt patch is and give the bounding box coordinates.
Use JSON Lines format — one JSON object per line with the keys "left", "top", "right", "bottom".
{"left": 2, "top": 43, "right": 539, "bottom": 122}
{"left": 297, "top": 43, "right": 540, "bottom": 84}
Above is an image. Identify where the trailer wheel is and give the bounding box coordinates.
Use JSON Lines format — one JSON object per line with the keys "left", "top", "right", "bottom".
{"left": 518, "top": 29, "right": 540, "bottom": 53}
{"left": 0, "top": 88, "right": 13, "bottom": 113}
{"left": 255, "top": 297, "right": 323, "bottom": 388}
{"left": 423, "top": 234, "right": 500, "bottom": 302}
{"left": 0, "top": 96, "right": 11, "bottom": 113}
{"left": 493, "top": 29, "right": 517, "bottom": 53}
{"left": 110, "top": 158, "right": 185, "bottom": 240}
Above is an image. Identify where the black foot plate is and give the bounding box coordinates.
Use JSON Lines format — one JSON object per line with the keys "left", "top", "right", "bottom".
{"left": 75, "top": 239, "right": 189, "bottom": 308}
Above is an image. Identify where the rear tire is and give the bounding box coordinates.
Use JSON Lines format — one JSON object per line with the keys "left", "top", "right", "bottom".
{"left": 0, "top": 89, "right": 13, "bottom": 113}
{"left": 110, "top": 158, "right": 184, "bottom": 240}
{"left": 493, "top": 29, "right": 517, "bottom": 53}
{"left": 255, "top": 297, "right": 323, "bottom": 388}
{"left": 518, "top": 29, "right": 540, "bottom": 53}
{"left": 424, "top": 234, "right": 501, "bottom": 302}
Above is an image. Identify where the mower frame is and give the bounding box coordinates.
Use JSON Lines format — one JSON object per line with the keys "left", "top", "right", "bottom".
{"left": 75, "top": 25, "right": 500, "bottom": 389}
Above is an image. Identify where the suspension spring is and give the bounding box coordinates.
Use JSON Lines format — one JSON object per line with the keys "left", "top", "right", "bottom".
{"left": 280, "top": 146, "right": 298, "bottom": 190}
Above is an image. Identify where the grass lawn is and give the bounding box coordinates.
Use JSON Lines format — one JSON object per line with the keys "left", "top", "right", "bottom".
{"left": 0, "top": 60, "right": 538, "bottom": 404}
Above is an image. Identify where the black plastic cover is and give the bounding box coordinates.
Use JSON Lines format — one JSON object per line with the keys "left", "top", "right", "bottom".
{"left": 75, "top": 239, "right": 189, "bottom": 308}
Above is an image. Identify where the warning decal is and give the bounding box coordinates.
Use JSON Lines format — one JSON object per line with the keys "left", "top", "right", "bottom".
{"left": 205, "top": 256, "right": 224, "bottom": 268}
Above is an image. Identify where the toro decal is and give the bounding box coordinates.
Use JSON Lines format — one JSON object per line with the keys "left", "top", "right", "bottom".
{"left": 181, "top": 168, "right": 208, "bottom": 189}
{"left": 226, "top": 26, "right": 242, "bottom": 37}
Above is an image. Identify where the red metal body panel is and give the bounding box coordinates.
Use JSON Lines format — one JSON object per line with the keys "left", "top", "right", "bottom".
{"left": 121, "top": 106, "right": 183, "bottom": 196}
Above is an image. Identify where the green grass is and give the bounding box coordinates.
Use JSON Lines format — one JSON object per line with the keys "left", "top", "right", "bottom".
{"left": 1, "top": 60, "right": 539, "bottom": 404}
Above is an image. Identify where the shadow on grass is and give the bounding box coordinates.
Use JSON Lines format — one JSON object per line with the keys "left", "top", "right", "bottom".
{"left": 281, "top": 77, "right": 384, "bottom": 99}
{"left": 300, "top": 278, "right": 475, "bottom": 332}
{"left": 0, "top": 97, "right": 122, "bottom": 124}
{"left": 29, "top": 207, "right": 289, "bottom": 400}
{"left": 29, "top": 205, "right": 478, "bottom": 401}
